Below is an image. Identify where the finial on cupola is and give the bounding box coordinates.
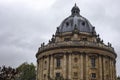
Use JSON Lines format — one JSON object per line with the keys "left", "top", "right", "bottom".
{"left": 71, "top": 3, "right": 80, "bottom": 16}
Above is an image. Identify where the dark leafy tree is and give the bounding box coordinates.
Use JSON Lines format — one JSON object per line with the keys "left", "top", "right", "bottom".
{"left": 16, "top": 62, "right": 36, "bottom": 80}
{"left": 0, "top": 66, "right": 18, "bottom": 80}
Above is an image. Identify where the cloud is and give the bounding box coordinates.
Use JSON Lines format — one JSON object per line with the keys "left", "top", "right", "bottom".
{"left": 0, "top": 0, "right": 120, "bottom": 75}
{"left": 0, "top": 0, "right": 56, "bottom": 10}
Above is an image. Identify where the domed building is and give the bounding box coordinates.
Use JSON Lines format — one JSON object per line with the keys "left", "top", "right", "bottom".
{"left": 36, "top": 4, "right": 117, "bottom": 80}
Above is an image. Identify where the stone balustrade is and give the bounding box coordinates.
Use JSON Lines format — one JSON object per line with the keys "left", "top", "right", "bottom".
{"left": 38, "top": 41, "right": 115, "bottom": 54}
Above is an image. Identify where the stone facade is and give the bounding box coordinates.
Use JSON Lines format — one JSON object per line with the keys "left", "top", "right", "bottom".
{"left": 36, "top": 4, "right": 117, "bottom": 80}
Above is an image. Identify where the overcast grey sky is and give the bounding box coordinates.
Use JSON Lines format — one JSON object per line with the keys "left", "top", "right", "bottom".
{"left": 0, "top": 0, "right": 120, "bottom": 75}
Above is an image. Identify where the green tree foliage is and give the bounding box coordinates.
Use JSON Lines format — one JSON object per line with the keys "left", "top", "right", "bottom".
{"left": 117, "top": 76, "right": 120, "bottom": 80}
{"left": 16, "top": 62, "right": 36, "bottom": 80}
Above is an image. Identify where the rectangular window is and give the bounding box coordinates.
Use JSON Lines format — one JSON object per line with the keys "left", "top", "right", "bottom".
{"left": 44, "top": 74, "right": 46, "bottom": 79}
{"left": 74, "top": 72, "right": 78, "bottom": 77}
{"left": 44, "top": 61, "right": 47, "bottom": 70}
{"left": 91, "top": 57, "right": 96, "bottom": 68}
{"left": 56, "top": 58, "right": 61, "bottom": 67}
{"left": 91, "top": 73, "right": 96, "bottom": 79}
{"left": 56, "top": 72, "right": 60, "bottom": 78}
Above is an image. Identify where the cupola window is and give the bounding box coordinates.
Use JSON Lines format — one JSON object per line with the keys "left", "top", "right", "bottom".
{"left": 82, "top": 22, "right": 85, "bottom": 26}
{"left": 73, "top": 11, "right": 76, "bottom": 14}
{"left": 66, "top": 22, "right": 69, "bottom": 26}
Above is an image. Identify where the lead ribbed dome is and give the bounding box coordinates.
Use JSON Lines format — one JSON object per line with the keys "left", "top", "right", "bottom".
{"left": 57, "top": 4, "right": 94, "bottom": 33}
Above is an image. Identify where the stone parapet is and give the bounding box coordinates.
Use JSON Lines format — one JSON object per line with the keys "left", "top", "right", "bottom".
{"left": 36, "top": 41, "right": 116, "bottom": 57}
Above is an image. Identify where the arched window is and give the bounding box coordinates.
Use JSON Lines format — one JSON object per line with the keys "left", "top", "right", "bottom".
{"left": 91, "top": 57, "right": 96, "bottom": 68}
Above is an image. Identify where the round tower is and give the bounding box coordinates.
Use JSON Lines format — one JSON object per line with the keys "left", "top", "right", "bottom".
{"left": 36, "top": 4, "right": 117, "bottom": 80}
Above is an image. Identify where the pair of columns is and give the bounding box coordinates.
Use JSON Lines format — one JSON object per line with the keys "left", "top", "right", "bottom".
{"left": 37, "top": 54, "right": 116, "bottom": 80}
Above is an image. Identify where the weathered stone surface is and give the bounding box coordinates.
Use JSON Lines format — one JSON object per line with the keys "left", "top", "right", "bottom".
{"left": 36, "top": 4, "right": 117, "bottom": 80}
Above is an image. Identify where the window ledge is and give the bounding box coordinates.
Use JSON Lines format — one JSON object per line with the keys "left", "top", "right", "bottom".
{"left": 56, "top": 67, "right": 62, "bottom": 69}
{"left": 90, "top": 67, "right": 97, "bottom": 69}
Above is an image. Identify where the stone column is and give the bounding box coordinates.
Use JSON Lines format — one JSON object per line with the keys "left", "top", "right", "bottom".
{"left": 50, "top": 55, "right": 54, "bottom": 78}
{"left": 101, "top": 56, "right": 104, "bottom": 80}
{"left": 108, "top": 58, "right": 110, "bottom": 80}
{"left": 114, "top": 63, "right": 117, "bottom": 80}
{"left": 109, "top": 59, "right": 112, "bottom": 80}
{"left": 78, "top": 54, "right": 80, "bottom": 79}
{"left": 115, "top": 61, "right": 117, "bottom": 80}
{"left": 110, "top": 59, "right": 112, "bottom": 80}
{"left": 41, "top": 58, "right": 43, "bottom": 80}
{"left": 86, "top": 54, "right": 89, "bottom": 80}
{"left": 113, "top": 60, "right": 116, "bottom": 80}
{"left": 39, "top": 59, "right": 41, "bottom": 80}
{"left": 68, "top": 54, "right": 72, "bottom": 79}
{"left": 38, "top": 59, "right": 40, "bottom": 80}
{"left": 80, "top": 54, "right": 83, "bottom": 80}
{"left": 66, "top": 54, "right": 69, "bottom": 79}
{"left": 39, "top": 59, "right": 42, "bottom": 80}
{"left": 99, "top": 55, "right": 102, "bottom": 80}
{"left": 109, "top": 58, "right": 111, "bottom": 80}
{"left": 103, "top": 57, "right": 106, "bottom": 80}
{"left": 63, "top": 54, "right": 67, "bottom": 79}
{"left": 83, "top": 54, "right": 85, "bottom": 80}
{"left": 47, "top": 56, "right": 49, "bottom": 80}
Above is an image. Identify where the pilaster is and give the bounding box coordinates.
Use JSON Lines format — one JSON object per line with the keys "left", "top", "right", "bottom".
{"left": 50, "top": 55, "right": 54, "bottom": 78}
{"left": 99, "top": 55, "right": 102, "bottom": 80}
{"left": 47, "top": 57, "right": 49, "bottom": 80}
{"left": 68, "top": 54, "right": 72, "bottom": 79}
{"left": 37, "top": 60, "right": 39, "bottom": 80}
{"left": 63, "top": 54, "right": 67, "bottom": 79}
{"left": 80, "top": 54, "right": 83, "bottom": 80}
{"left": 86, "top": 54, "right": 89, "bottom": 80}
{"left": 41, "top": 59, "right": 43, "bottom": 80}
{"left": 103, "top": 57, "right": 106, "bottom": 80}
{"left": 110, "top": 59, "right": 112, "bottom": 80}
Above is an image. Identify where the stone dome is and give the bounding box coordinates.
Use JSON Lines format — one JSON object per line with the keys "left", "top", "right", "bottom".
{"left": 57, "top": 4, "right": 94, "bottom": 33}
